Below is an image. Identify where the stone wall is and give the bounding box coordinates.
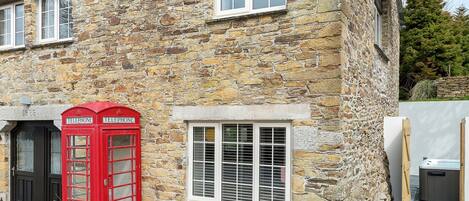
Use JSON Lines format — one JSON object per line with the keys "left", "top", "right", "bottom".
{"left": 339, "top": 0, "right": 400, "bottom": 200}
{"left": 437, "top": 77, "right": 469, "bottom": 98}
{"left": 0, "top": 0, "right": 400, "bottom": 200}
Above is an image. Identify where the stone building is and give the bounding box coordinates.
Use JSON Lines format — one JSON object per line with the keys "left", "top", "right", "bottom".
{"left": 0, "top": 0, "right": 401, "bottom": 200}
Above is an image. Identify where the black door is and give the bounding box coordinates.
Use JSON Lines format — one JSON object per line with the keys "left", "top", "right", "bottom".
{"left": 11, "top": 122, "right": 62, "bottom": 201}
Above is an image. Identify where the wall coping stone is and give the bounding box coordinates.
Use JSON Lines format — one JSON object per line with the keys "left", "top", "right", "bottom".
{"left": 171, "top": 104, "right": 310, "bottom": 121}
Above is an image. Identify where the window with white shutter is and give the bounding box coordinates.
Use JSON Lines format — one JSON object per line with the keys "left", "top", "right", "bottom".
{"left": 188, "top": 122, "right": 291, "bottom": 201}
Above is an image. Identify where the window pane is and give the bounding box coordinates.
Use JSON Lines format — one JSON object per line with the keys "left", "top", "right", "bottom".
{"left": 221, "top": 0, "right": 233, "bottom": 10}
{"left": 193, "top": 143, "right": 204, "bottom": 161}
{"left": 51, "top": 131, "right": 62, "bottom": 175}
{"left": 270, "top": 0, "right": 284, "bottom": 7}
{"left": 222, "top": 163, "right": 237, "bottom": 183}
{"left": 238, "top": 124, "right": 253, "bottom": 143}
{"left": 234, "top": 0, "right": 245, "bottom": 9}
{"left": 111, "top": 135, "right": 132, "bottom": 146}
{"left": 253, "top": 0, "right": 269, "bottom": 9}
{"left": 15, "top": 17, "right": 23, "bottom": 32}
{"left": 41, "top": 0, "right": 55, "bottom": 39}
{"left": 193, "top": 127, "right": 204, "bottom": 141}
{"left": 258, "top": 127, "right": 287, "bottom": 201}
{"left": 222, "top": 143, "right": 236, "bottom": 162}
{"left": 221, "top": 124, "right": 253, "bottom": 201}
{"left": 223, "top": 124, "right": 237, "bottom": 142}
{"left": 238, "top": 144, "right": 253, "bottom": 163}
{"left": 191, "top": 126, "right": 216, "bottom": 198}
{"left": 60, "top": 0, "right": 71, "bottom": 8}
{"left": 205, "top": 127, "right": 215, "bottom": 142}
{"left": 15, "top": 4, "right": 24, "bottom": 17}
{"left": 60, "top": 8, "right": 69, "bottom": 24}
{"left": 16, "top": 128, "right": 34, "bottom": 172}
{"left": 0, "top": 8, "right": 12, "bottom": 46}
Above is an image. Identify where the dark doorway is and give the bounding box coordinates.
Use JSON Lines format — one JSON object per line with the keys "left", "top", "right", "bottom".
{"left": 11, "top": 121, "right": 62, "bottom": 201}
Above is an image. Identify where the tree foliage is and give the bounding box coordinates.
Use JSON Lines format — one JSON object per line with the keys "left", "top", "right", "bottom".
{"left": 400, "top": 0, "right": 469, "bottom": 99}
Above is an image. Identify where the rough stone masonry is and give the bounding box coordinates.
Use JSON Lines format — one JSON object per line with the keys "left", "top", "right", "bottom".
{"left": 0, "top": 0, "right": 400, "bottom": 200}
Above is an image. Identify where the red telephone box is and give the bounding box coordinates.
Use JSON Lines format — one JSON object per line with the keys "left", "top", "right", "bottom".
{"left": 61, "top": 101, "right": 141, "bottom": 201}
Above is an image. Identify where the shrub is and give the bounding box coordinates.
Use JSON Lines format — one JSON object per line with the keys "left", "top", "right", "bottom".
{"left": 410, "top": 80, "right": 437, "bottom": 100}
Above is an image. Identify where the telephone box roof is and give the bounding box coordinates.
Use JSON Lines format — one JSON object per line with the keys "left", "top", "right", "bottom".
{"left": 62, "top": 101, "right": 140, "bottom": 114}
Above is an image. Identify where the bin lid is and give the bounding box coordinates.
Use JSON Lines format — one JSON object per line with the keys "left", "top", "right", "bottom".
{"left": 419, "top": 159, "right": 460, "bottom": 171}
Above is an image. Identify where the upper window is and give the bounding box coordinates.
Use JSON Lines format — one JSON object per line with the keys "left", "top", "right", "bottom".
{"left": 215, "top": 0, "right": 286, "bottom": 18}
{"left": 188, "top": 122, "right": 291, "bottom": 201}
{"left": 374, "top": 0, "right": 383, "bottom": 47}
{"left": 0, "top": 2, "right": 24, "bottom": 49}
{"left": 38, "top": 0, "right": 73, "bottom": 42}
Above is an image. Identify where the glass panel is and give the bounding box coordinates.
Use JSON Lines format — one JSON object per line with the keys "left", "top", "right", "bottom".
{"left": 234, "top": 0, "right": 245, "bottom": 9}
{"left": 221, "top": 0, "right": 232, "bottom": 10}
{"left": 193, "top": 181, "right": 204, "bottom": 197}
{"left": 270, "top": 0, "right": 284, "bottom": 7}
{"left": 222, "top": 143, "right": 237, "bottom": 162}
{"left": 223, "top": 124, "right": 237, "bottom": 142}
{"left": 221, "top": 124, "right": 254, "bottom": 201}
{"left": 111, "top": 135, "right": 132, "bottom": 146}
{"left": 110, "top": 148, "right": 133, "bottom": 160}
{"left": 69, "top": 188, "right": 87, "bottom": 200}
{"left": 51, "top": 131, "right": 61, "bottom": 175}
{"left": 193, "top": 127, "right": 204, "bottom": 141}
{"left": 260, "top": 127, "right": 272, "bottom": 143}
{"left": 0, "top": 8, "right": 12, "bottom": 46}
{"left": 69, "top": 174, "right": 87, "bottom": 186}
{"left": 192, "top": 126, "right": 215, "bottom": 198}
{"left": 14, "top": 4, "right": 24, "bottom": 46}
{"left": 41, "top": 0, "right": 55, "bottom": 39}
{"left": 16, "top": 128, "right": 34, "bottom": 172}
{"left": 59, "top": 0, "right": 72, "bottom": 39}
{"left": 113, "top": 185, "right": 132, "bottom": 199}
{"left": 113, "top": 172, "right": 132, "bottom": 186}
{"left": 253, "top": 0, "right": 269, "bottom": 9}
{"left": 205, "top": 127, "right": 215, "bottom": 142}
{"left": 193, "top": 143, "right": 204, "bottom": 161}
{"left": 258, "top": 127, "right": 287, "bottom": 201}
{"left": 68, "top": 161, "right": 87, "bottom": 173}
{"left": 193, "top": 162, "right": 204, "bottom": 180}
{"left": 238, "top": 124, "right": 253, "bottom": 143}
{"left": 111, "top": 160, "right": 132, "bottom": 173}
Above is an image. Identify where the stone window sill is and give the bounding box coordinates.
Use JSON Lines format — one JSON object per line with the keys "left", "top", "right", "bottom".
{"left": 374, "top": 44, "right": 390, "bottom": 62}
{"left": 32, "top": 39, "right": 74, "bottom": 49}
{"left": 0, "top": 46, "right": 26, "bottom": 53}
{"left": 206, "top": 9, "right": 288, "bottom": 24}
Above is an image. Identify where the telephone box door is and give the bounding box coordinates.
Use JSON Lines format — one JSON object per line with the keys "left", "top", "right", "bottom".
{"left": 103, "top": 129, "right": 140, "bottom": 201}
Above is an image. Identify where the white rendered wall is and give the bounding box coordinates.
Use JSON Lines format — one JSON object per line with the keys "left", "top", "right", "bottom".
{"left": 384, "top": 117, "right": 406, "bottom": 201}
{"left": 400, "top": 101, "right": 469, "bottom": 176}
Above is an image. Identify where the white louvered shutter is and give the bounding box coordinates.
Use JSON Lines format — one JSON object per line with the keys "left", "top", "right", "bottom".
{"left": 259, "top": 127, "right": 287, "bottom": 201}
{"left": 222, "top": 124, "right": 254, "bottom": 201}
{"left": 192, "top": 127, "right": 216, "bottom": 198}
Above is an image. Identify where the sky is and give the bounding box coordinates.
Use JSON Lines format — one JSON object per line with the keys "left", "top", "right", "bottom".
{"left": 402, "top": 0, "right": 469, "bottom": 13}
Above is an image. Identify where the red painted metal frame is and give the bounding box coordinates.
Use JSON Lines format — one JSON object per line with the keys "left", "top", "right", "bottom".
{"left": 61, "top": 102, "right": 141, "bottom": 201}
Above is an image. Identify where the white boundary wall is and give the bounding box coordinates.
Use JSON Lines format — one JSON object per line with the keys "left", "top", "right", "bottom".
{"left": 400, "top": 101, "right": 469, "bottom": 175}
{"left": 384, "top": 117, "right": 406, "bottom": 201}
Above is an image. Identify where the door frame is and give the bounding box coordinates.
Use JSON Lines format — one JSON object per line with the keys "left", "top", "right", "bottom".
{"left": 10, "top": 121, "right": 61, "bottom": 201}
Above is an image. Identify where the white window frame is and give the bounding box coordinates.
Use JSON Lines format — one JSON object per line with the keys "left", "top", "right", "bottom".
{"left": 37, "top": 0, "right": 73, "bottom": 44}
{"left": 0, "top": 2, "right": 25, "bottom": 50}
{"left": 187, "top": 122, "right": 292, "bottom": 201}
{"left": 214, "top": 0, "right": 287, "bottom": 19}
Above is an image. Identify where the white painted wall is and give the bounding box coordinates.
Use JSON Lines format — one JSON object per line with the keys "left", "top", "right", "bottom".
{"left": 400, "top": 101, "right": 469, "bottom": 175}
{"left": 384, "top": 117, "right": 406, "bottom": 201}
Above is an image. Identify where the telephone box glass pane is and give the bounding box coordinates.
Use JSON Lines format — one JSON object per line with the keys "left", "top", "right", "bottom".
{"left": 67, "top": 135, "right": 90, "bottom": 201}
{"left": 108, "top": 135, "right": 136, "bottom": 201}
